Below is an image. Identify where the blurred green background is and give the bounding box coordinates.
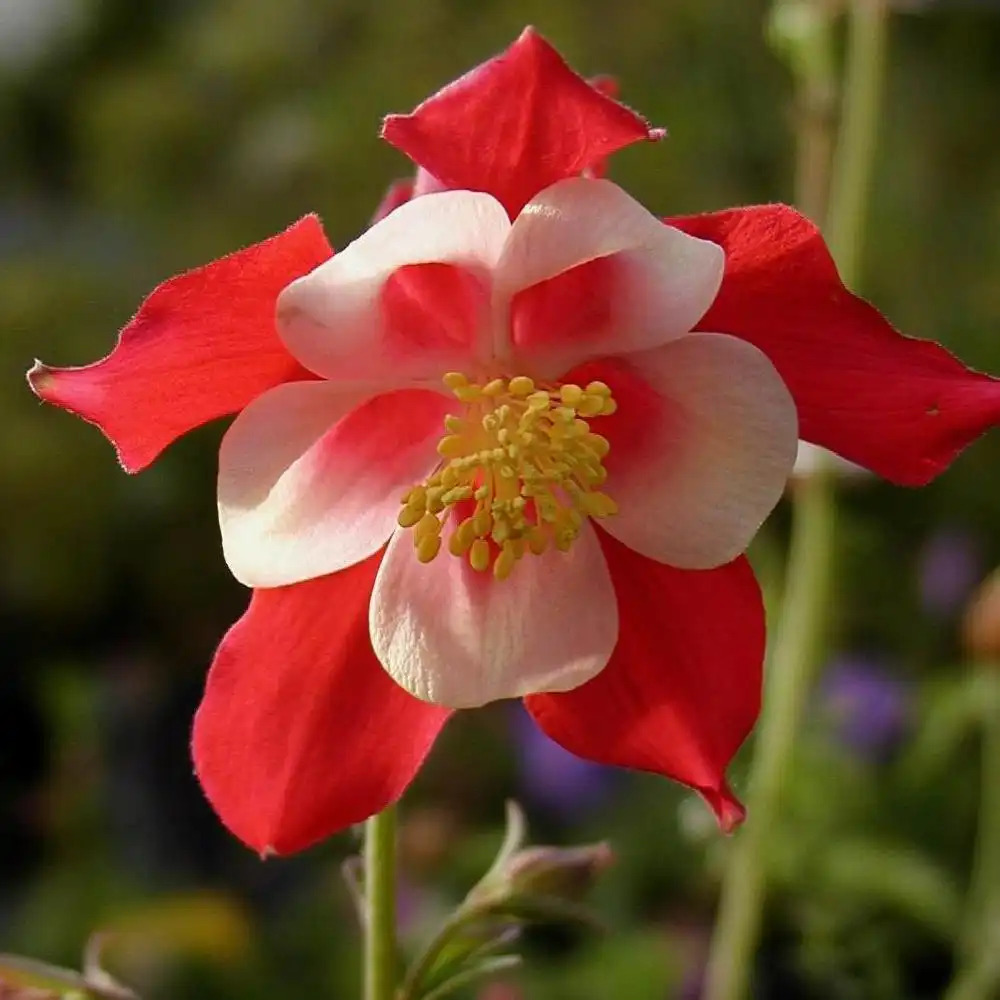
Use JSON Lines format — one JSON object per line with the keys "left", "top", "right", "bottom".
{"left": 4, "top": 1, "right": 1000, "bottom": 997}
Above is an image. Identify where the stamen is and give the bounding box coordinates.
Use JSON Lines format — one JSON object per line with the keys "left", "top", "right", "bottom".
{"left": 397, "top": 374, "right": 619, "bottom": 579}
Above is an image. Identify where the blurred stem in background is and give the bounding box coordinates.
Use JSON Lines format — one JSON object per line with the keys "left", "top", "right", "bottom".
{"left": 946, "top": 654, "right": 1000, "bottom": 999}
{"left": 703, "top": 2, "right": 890, "bottom": 999}
{"left": 364, "top": 805, "right": 398, "bottom": 1000}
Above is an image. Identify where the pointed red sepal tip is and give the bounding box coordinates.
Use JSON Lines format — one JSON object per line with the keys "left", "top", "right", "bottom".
{"left": 701, "top": 783, "right": 747, "bottom": 834}
{"left": 27, "top": 359, "right": 52, "bottom": 397}
{"left": 26, "top": 216, "right": 332, "bottom": 474}
{"left": 381, "top": 26, "right": 663, "bottom": 218}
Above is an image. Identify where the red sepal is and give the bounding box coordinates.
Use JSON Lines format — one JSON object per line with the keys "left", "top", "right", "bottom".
{"left": 671, "top": 204, "right": 1000, "bottom": 485}
{"left": 192, "top": 553, "right": 450, "bottom": 855}
{"left": 28, "top": 216, "right": 333, "bottom": 472}
{"left": 382, "top": 28, "right": 661, "bottom": 219}
{"left": 524, "top": 531, "right": 763, "bottom": 831}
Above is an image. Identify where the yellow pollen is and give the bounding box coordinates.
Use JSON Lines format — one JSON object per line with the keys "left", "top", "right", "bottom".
{"left": 397, "top": 374, "right": 618, "bottom": 579}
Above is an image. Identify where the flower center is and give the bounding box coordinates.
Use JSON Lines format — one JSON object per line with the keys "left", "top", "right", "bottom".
{"left": 398, "top": 373, "right": 618, "bottom": 580}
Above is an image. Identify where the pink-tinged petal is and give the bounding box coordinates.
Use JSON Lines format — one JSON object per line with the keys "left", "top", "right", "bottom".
{"left": 601, "top": 333, "right": 797, "bottom": 568}
{"left": 381, "top": 28, "right": 662, "bottom": 219}
{"left": 370, "top": 520, "right": 618, "bottom": 709}
{"left": 277, "top": 191, "right": 509, "bottom": 380}
{"left": 670, "top": 204, "right": 1000, "bottom": 486}
{"left": 370, "top": 178, "right": 414, "bottom": 224}
{"left": 369, "top": 169, "right": 447, "bottom": 224}
{"left": 499, "top": 178, "right": 724, "bottom": 375}
{"left": 524, "top": 531, "right": 764, "bottom": 830}
{"left": 193, "top": 553, "right": 450, "bottom": 855}
{"left": 27, "top": 216, "right": 333, "bottom": 473}
{"left": 219, "top": 382, "right": 449, "bottom": 588}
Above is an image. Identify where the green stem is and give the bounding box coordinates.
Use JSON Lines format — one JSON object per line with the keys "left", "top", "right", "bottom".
{"left": 946, "top": 670, "right": 1000, "bottom": 1000}
{"left": 826, "top": 0, "right": 891, "bottom": 285}
{"left": 702, "top": 473, "right": 836, "bottom": 1000}
{"left": 784, "top": 1, "right": 839, "bottom": 222}
{"left": 703, "top": 4, "right": 890, "bottom": 999}
{"left": 364, "top": 806, "right": 399, "bottom": 1000}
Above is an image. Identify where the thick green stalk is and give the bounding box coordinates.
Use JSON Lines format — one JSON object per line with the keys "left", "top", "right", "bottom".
{"left": 364, "top": 806, "right": 399, "bottom": 1000}
{"left": 703, "top": 4, "right": 890, "bottom": 999}
{"left": 826, "top": 0, "right": 891, "bottom": 286}
{"left": 945, "top": 670, "right": 1000, "bottom": 1000}
{"left": 702, "top": 473, "right": 836, "bottom": 1000}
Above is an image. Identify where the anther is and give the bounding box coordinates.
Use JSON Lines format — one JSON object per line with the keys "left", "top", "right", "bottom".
{"left": 469, "top": 538, "right": 490, "bottom": 572}
{"left": 399, "top": 372, "right": 620, "bottom": 579}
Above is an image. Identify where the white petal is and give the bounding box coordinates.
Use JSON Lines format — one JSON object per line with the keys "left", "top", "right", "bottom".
{"left": 277, "top": 191, "right": 511, "bottom": 382}
{"left": 495, "top": 177, "right": 724, "bottom": 373}
{"left": 791, "top": 441, "right": 869, "bottom": 484}
{"left": 604, "top": 333, "right": 798, "bottom": 568}
{"left": 219, "top": 381, "right": 448, "bottom": 587}
{"left": 370, "top": 521, "right": 618, "bottom": 708}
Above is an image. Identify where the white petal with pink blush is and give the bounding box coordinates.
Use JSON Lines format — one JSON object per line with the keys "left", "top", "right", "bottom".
{"left": 273, "top": 177, "right": 725, "bottom": 381}
{"left": 218, "top": 382, "right": 449, "bottom": 588}
{"left": 369, "top": 519, "right": 619, "bottom": 708}
{"left": 603, "top": 334, "right": 798, "bottom": 569}
{"left": 276, "top": 191, "right": 511, "bottom": 383}
{"left": 495, "top": 177, "right": 725, "bottom": 374}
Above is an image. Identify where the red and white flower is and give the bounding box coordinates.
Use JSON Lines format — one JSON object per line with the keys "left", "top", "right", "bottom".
{"left": 28, "top": 28, "right": 1000, "bottom": 854}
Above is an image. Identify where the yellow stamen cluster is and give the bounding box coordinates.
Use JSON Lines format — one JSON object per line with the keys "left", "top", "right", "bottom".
{"left": 398, "top": 373, "right": 618, "bottom": 580}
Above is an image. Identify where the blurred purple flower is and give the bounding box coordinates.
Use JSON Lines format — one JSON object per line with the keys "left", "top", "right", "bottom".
{"left": 510, "top": 705, "right": 617, "bottom": 820}
{"left": 820, "top": 656, "right": 912, "bottom": 758}
{"left": 917, "top": 527, "right": 983, "bottom": 618}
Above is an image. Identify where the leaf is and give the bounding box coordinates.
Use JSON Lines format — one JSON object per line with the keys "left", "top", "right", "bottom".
{"left": 476, "top": 801, "right": 528, "bottom": 890}
{"left": 0, "top": 955, "right": 136, "bottom": 1000}
{"left": 819, "top": 839, "right": 962, "bottom": 939}
{"left": 902, "top": 672, "right": 991, "bottom": 781}
{"left": 417, "top": 954, "right": 523, "bottom": 1000}
{"left": 413, "top": 918, "right": 519, "bottom": 995}
{"left": 490, "top": 894, "right": 607, "bottom": 932}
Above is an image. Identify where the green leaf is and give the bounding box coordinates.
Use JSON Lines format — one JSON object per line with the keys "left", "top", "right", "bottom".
{"left": 417, "top": 954, "right": 523, "bottom": 1000}
{"left": 819, "top": 839, "right": 962, "bottom": 939}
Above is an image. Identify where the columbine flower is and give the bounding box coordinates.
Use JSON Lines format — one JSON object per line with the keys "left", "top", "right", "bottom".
{"left": 27, "top": 28, "right": 1000, "bottom": 854}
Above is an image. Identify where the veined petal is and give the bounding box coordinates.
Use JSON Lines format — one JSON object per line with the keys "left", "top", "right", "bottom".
{"left": 670, "top": 204, "right": 1000, "bottom": 485}
{"left": 600, "top": 334, "right": 797, "bottom": 569}
{"left": 277, "top": 191, "right": 510, "bottom": 382}
{"left": 525, "top": 531, "right": 765, "bottom": 831}
{"left": 381, "top": 28, "right": 661, "bottom": 219}
{"left": 369, "top": 520, "right": 618, "bottom": 709}
{"left": 219, "top": 382, "right": 449, "bottom": 588}
{"left": 192, "top": 554, "right": 450, "bottom": 855}
{"left": 498, "top": 178, "right": 724, "bottom": 375}
{"left": 27, "top": 216, "right": 333, "bottom": 472}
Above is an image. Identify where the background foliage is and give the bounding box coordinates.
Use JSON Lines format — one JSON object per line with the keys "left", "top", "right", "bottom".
{"left": 3, "top": 1, "right": 1000, "bottom": 997}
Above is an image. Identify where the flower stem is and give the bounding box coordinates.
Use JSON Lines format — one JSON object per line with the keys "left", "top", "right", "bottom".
{"left": 945, "top": 669, "right": 1000, "bottom": 1000}
{"left": 826, "top": 0, "right": 891, "bottom": 287}
{"left": 703, "top": 4, "right": 890, "bottom": 999}
{"left": 702, "top": 471, "right": 836, "bottom": 1000}
{"left": 364, "top": 806, "right": 399, "bottom": 1000}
